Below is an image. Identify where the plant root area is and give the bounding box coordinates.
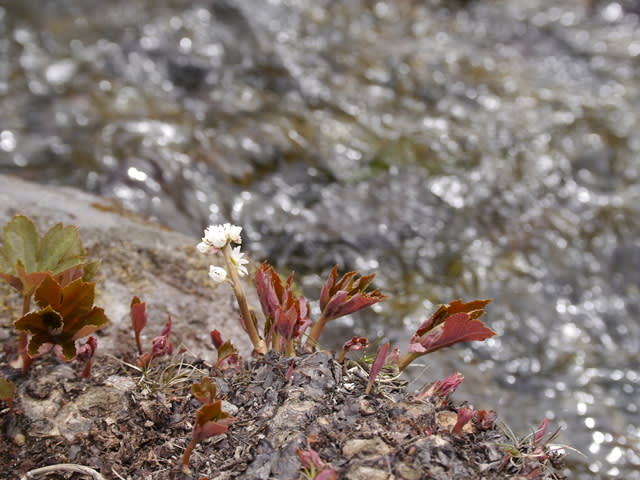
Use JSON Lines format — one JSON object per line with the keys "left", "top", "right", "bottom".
{"left": 0, "top": 351, "right": 565, "bottom": 480}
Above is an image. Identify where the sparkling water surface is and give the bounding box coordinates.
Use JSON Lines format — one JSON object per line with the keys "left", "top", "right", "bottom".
{"left": 1, "top": 1, "right": 640, "bottom": 477}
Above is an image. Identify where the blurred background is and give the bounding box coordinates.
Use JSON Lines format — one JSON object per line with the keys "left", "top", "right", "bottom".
{"left": 1, "top": 0, "right": 639, "bottom": 477}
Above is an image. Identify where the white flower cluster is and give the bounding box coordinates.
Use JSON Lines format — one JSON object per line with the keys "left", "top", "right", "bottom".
{"left": 197, "top": 223, "right": 242, "bottom": 253}
{"left": 198, "top": 223, "right": 249, "bottom": 284}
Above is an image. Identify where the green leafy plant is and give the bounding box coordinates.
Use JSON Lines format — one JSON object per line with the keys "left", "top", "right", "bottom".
{"left": 0, "top": 214, "right": 100, "bottom": 370}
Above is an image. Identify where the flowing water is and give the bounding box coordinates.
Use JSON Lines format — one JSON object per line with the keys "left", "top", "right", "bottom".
{"left": 1, "top": 0, "right": 640, "bottom": 477}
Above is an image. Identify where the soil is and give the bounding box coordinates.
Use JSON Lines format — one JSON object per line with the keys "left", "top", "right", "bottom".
{"left": 0, "top": 347, "right": 565, "bottom": 480}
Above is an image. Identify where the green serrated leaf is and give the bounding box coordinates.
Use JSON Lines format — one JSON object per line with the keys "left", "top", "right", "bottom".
{"left": 82, "top": 260, "right": 100, "bottom": 281}
{"left": 0, "top": 215, "right": 89, "bottom": 296}
{"left": 2, "top": 215, "right": 39, "bottom": 274}
{"left": 38, "top": 223, "right": 85, "bottom": 274}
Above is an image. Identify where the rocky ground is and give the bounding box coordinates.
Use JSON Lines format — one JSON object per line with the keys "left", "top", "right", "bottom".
{"left": 1, "top": 347, "right": 565, "bottom": 480}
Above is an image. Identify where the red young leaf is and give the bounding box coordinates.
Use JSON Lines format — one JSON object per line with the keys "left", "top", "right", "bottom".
{"left": 296, "top": 448, "right": 338, "bottom": 480}
{"left": 76, "top": 336, "right": 98, "bottom": 378}
{"left": 399, "top": 299, "right": 494, "bottom": 371}
{"left": 337, "top": 336, "right": 369, "bottom": 363}
{"left": 319, "top": 266, "right": 386, "bottom": 321}
{"left": 343, "top": 336, "right": 369, "bottom": 352}
{"left": 409, "top": 312, "right": 496, "bottom": 355}
{"left": 366, "top": 342, "right": 390, "bottom": 394}
{"left": 255, "top": 263, "right": 310, "bottom": 346}
{"left": 415, "top": 299, "right": 491, "bottom": 337}
{"left": 316, "top": 470, "right": 338, "bottom": 480}
{"left": 192, "top": 400, "right": 234, "bottom": 443}
{"left": 216, "top": 341, "right": 240, "bottom": 370}
{"left": 453, "top": 407, "right": 475, "bottom": 435}
{"left": 475, "top": 409, "right": 497, "bottom": 431}
{"left": 210, "top": 329, "right": 224, "bottom": 349}
{"left": 533, "top": 418, "right": 551, "bottom": 446}
{"left": 150, "top": 317, "right": 173, "bottom": 358}
{"left": 417, "top": 372, "right": 464, "bottom": 401}
{"left": 192, "top": 377, "right": 218, "bottom": 404}
{"left": 296, "top": 448, "right": 324, "bottom": 470}
{"left": 130, "top": 296, "right": 147, "bottom": 355}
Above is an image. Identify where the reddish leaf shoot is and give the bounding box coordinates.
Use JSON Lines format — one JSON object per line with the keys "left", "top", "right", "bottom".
{"left": 130, "top": 296, "right": 147, "bottom": 355}
{"left": 416, "top": 372, "right": 464, "bottom": 401}
{"left": 337, "top": 336, "right": 369, "bottom": 363}
{"left": 453, "top": 407, "right": 475, "bottom": 436}
{"left": 366, "top": 342, "right": 390, "bottom": 394}
{"left": 398, "top": 299, "right": 495, "bottom": 371}
{"left": 307, "top": 266, "right": 386, "bottom": 347}
{"left": 76, "top": 336, "right": 98, "bottom": 378}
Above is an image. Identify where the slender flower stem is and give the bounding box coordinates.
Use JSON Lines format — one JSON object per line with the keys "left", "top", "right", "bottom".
{"left": 306, "top": 314, "right": 329, "bottom": 349}
{"left": 222, "top": 244, "right": 267, "bottom": 355}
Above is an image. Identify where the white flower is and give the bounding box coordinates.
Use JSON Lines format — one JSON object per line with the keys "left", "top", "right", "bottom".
{"left": 200, "top": 223, "right": 243, "bottom": 252}
{"left": 197, "top": 241, "right": 212, "bottom": 253}
{"left": 203, "top": 225, "right": 228, "bottom": 249}
{"left": 229, "top": 245, "right": 249, "bottom": 277}
{"left": 208, "top": 265, "right": 228, "bottom": 283}
{"left": 223, "top": 223, "right": 243, "bottom": 245}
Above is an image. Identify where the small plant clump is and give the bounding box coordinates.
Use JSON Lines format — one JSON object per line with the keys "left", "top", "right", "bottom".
{"left": 0, "top": 215, "right": 108, "bottom": 373}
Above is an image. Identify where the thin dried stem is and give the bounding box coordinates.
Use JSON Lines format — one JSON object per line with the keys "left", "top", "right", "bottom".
{"left": 21, "top": 464, "right": 107, "bottom": 480}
